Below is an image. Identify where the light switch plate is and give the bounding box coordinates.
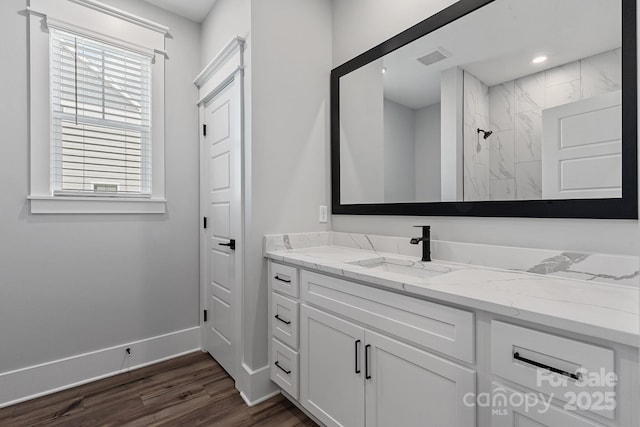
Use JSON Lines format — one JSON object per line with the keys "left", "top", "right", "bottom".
{"left": 319, "top": 205, "right": 328, "bottom": 223}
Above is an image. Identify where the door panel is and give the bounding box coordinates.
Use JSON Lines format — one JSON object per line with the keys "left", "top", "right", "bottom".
{"left": 212, "top": 281, "right": 231, "bottom": 305}
{"left": 211, "top": 153, "right": 230, "bottom": 190}
{"left": 211, "top": 249, "right": 230, "bottom": 292}
{"left": 210, "top": 102, "right": 230, "bottom": 143}
{"left": 542, "top": 91, "right": 621, "bottom": 199}
{"left": 203, "top": 78, "right": 240, "bottom": 379}
{"left": 212, "top": 295, "right": 232, "bottom": 342}
{"left": 211, "top": 203, "right": 230, "bottom": 238}
{"left": 365, "top": 330, "right": 476, "bottom": 427}
{"left": 300, "top": 305, "right": 365, "bottom": 427}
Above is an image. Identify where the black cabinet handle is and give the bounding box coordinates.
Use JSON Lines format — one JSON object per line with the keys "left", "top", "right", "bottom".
{"left": 355, "top": 340, "right": 361, "bottom": 374}
{"left": 274, "top": 361, "right": 291, "bottom": 375}
{"left": 274, "top": 314, "right": 291, "bottom": 325}
{"left": 274, "top": 276, "right": 291, "bottom": 283}
{"left": 365, "top": 344, "right": 372, "bottom": 379}
{"left": 513, "top": 352, "right": 581, "bottom": 381}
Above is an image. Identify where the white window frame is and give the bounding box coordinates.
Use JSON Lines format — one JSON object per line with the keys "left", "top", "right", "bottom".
{"left": 27, "top": 0, "right": 169, "bottom": 214}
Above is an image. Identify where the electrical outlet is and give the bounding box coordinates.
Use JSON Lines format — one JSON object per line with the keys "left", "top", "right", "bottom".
{"left": 319, "top": 205, "right": 328, "bottom": 223}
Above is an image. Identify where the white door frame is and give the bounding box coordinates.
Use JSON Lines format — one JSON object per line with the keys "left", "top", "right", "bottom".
{"left": 194, "top": 37, "right": 245, "bottom": 386}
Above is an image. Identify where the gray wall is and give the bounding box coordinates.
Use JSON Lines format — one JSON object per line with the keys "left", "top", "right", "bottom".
{"left": 331, "top": 0, "right": 638, "bottom": 256}
{"left": 250, "top": 0, "right": 332, "bottom": 368}
{"left": 0, "top": 0, "right": 201, "bottom": 374}
{"left": 415, "top": 103, "right": 441, "bottom": 201}
{"left": 200, "top": 0, "right": 251, "bottom": 69}
{"left": 384, "top": 99, "right": 415, "bottom": 202}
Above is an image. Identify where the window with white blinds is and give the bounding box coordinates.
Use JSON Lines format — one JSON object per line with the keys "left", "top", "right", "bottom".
{"left": 50, "top": 29, "right": 152, "bottom": 196}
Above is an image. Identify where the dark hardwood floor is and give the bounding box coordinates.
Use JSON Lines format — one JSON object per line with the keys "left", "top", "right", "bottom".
{"left": 0, "top": 352, "right": 316, "bottom": 426}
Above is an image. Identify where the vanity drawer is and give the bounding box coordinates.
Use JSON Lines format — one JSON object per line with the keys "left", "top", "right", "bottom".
{"left": 271, "top": 338, "right": 299, "bottom": 399}
{"left": 271, "top": 262, "right": 299, "bottom": 298}
{"left": 491, "top": 383, "right": 605, "bottom": 427}
{"left": 271, "top": 292, "right": 299, "bottom": 349}
{"left": 301, "top": 270, "right": 474, "bottom": 363}
{"left": 491, "top": 321, "right": 615, "bottom": 420}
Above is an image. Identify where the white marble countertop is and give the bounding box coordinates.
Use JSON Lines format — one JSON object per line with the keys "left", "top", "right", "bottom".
{"left": 265, "top": 246, "right": 639, "bottom": 347}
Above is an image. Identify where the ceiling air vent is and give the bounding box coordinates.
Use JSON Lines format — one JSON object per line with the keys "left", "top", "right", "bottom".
{"left": 416, "top": 48, "right": 450, "bottom": 66}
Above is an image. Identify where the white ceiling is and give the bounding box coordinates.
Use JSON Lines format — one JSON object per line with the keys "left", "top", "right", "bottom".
{"left": 380, "top": 0, "right": 621, "bottom": 109}
{"left": 142, "top": 0, "right": 217, "bottom": 22}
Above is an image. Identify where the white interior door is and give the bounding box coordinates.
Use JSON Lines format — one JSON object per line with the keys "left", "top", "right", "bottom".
{"left": 203, "top": 77, "right": 241, "bottom": 379}
{"left": 542, "top": 91, "right": 622, "bottom": 199}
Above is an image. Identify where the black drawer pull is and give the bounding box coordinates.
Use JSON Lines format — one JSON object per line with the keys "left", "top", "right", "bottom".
{"left": 274, "top": 314, "right": 291, "bottom": 325}
{"left": 275, "top": 361, "right": 291, "bottom": 375}
{"left": 513, "top": 352, "right": 582, "bottom": 381}
{"left": 365, "top": 344, "right": 372, "bottom": 379}
{"left": 274, "top": 276, "right": 291, "bottom": 283}
{"left": 355, "top": 340, "right": 361, "bottom": 374}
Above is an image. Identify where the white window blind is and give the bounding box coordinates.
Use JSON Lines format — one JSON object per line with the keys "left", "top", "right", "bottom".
{"left": 50, "top": 29, "right": 152, "bottom": 196}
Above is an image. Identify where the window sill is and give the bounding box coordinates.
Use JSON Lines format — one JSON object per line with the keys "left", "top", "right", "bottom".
{"left": 28, "top": 196, "right": 167, "bottom": 214}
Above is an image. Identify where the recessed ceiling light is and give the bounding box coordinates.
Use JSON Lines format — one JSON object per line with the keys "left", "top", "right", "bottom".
{"left": 532, "top": 56, "right": 547, "bottom": 64}
{"left": 382, "top": 67, "right": 387, "bottom": 74}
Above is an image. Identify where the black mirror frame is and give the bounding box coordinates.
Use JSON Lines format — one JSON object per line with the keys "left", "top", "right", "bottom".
{"left": 331, "top": 0, "right": 638, "bottom": 219}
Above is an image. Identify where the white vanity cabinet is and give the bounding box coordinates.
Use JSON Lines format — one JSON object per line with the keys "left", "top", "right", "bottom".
{"left": 269, "top": 261, "right": 477, "bottom": 427}
{"left": 268, "top": 262, "right": 301, "bottom": 398}
{"left": 300, "top": 305, "right": 476, "bottom": 427}
{"left": 267, "top": 259, "right": 638, "bottom": 427}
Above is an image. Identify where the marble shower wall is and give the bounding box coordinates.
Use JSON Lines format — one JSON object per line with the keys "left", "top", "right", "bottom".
{"left": 463, "top": 71, "right": 490, "bottom": 200}
{"left": 487, "top": 48, "right": 622, "bottom": 200}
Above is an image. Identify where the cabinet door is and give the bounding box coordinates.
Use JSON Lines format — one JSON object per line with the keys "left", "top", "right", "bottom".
{"left": 365, "top": 330, "right": 476, "bottom": 427}
{"left": 300, "top": 304, "right": 365, "bottom": 427}
{"left": 492, "top": 383, "right": 604, "bottom": 427}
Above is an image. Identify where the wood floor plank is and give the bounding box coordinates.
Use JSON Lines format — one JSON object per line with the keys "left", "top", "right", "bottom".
{"left": 0, "top": 352, "right": 316, "bottom": 427}
{"left": 154, "top": 394, "right": 254, "bottom": 427}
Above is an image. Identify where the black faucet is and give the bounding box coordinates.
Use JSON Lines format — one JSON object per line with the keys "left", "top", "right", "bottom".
{"left": 410, "top": 225, "right": 431, "bottom": 262}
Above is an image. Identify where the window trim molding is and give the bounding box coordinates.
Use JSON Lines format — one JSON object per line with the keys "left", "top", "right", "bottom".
{"left": 66, "top": 0, "right": 171, "bottom": 36}
{"left": 28, "top": 196, "right": 167, "bottom": 214}
{"left": 27, "top": 0, "right": 168, "bottom": 214}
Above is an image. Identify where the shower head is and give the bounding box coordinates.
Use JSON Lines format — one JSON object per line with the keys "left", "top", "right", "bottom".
{"left": 477, "top": 128, "right": 493, "bottom": 140}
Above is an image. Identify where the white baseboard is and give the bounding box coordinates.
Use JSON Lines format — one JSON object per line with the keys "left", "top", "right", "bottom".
{"left": 237, "top": 362, "right": 279, "bottom": 406}
{"left": 0, "top": 326, "right": 201, "bottom": 408}
{"left": 240, "top": 389, "right": 280, "bottom": 407}
{"left": 281, "top": 390, "right": 325, "bottom": 426}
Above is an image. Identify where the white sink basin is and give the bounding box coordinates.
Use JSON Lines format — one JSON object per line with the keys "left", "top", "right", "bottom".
{"left": 347, "top": 257, "right": 452, "bottom": 280}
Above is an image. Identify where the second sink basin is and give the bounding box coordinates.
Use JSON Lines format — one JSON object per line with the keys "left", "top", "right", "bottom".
{"left": 347, "top": 257, "right": 451, "bottom": 280}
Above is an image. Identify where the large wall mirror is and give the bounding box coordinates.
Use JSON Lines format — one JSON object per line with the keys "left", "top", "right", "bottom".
{"left": 331, "top": 0, "right": 637, "bottom": 218}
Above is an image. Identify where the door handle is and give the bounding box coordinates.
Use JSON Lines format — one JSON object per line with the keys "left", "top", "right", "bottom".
{"left": 355, "top": 340, "right": 361, "bottom": 374}
{"left": 218, "top": 239, "right": 236, "bottom": 250}
{"left": 274, "top": 276, "right": 291, "bottom": 283}
{"left": 365, "top": 344, "right": 372, "bottom": 379}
